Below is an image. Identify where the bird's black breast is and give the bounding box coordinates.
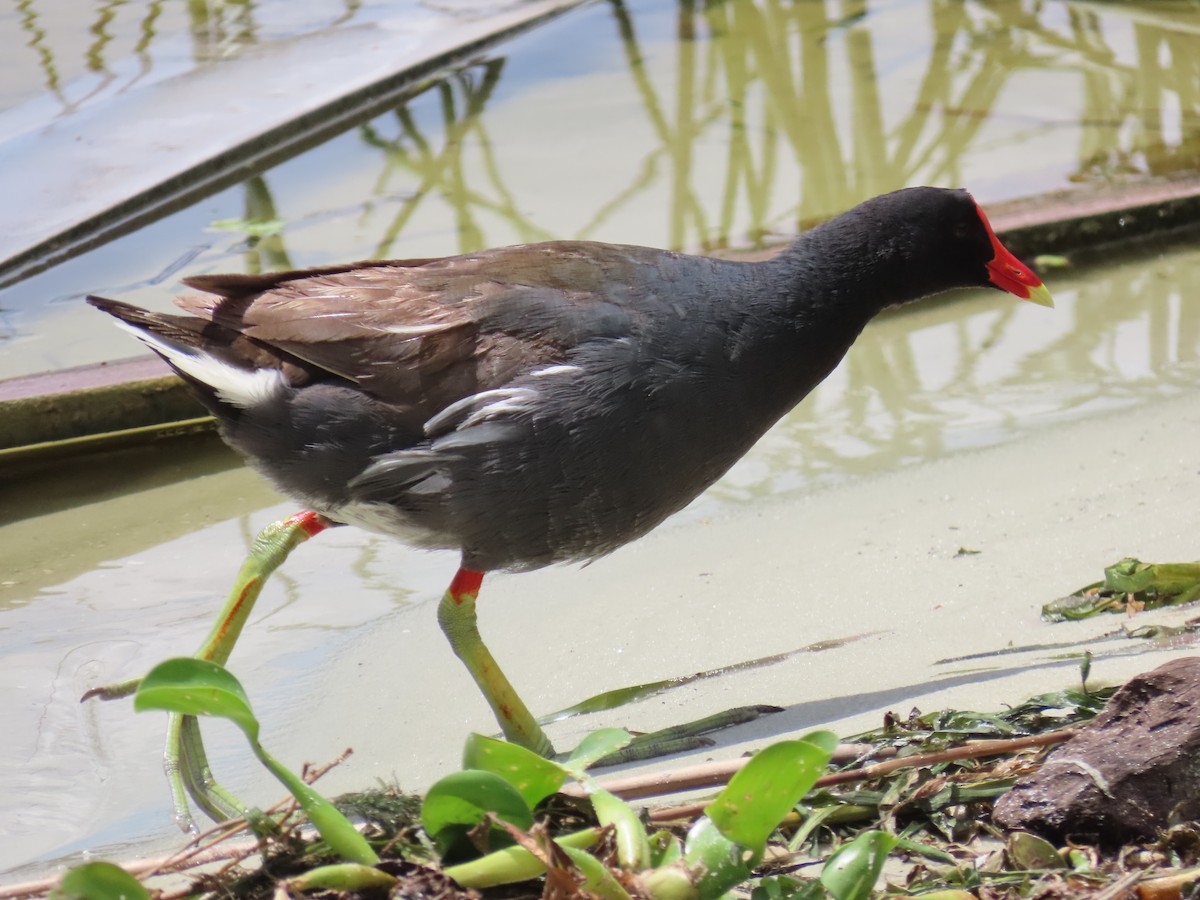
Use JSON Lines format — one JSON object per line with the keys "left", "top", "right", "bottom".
{"left": 201, "top": 248, "right": 865, "bottom": 573}
{"left": 339, "top": 272, "right": 841, "bottom": 572}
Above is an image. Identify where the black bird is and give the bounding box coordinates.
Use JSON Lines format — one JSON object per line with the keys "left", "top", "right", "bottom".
{"left": 89, "top": 186, "right": 1052, "bottom": 822}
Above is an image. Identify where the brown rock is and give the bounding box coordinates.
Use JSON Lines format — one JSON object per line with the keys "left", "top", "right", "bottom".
{"left": 993, "top": 656, "right": 1200, "bottom": 844}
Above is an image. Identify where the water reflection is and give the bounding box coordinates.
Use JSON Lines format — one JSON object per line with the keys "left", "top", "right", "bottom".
{"left": 1, "top": 0, "right": 1198, "bottom": 465}
{"left": 223, "top": 0, "right": 1200, "bottom": 262}
{"left": 232, "top": 175, "right": 295, "bottom": 274}
{"left": 357, "top": 59, "right": 555, "bottom": 259}
{"left": 708, "top": 235, "right": 1200, "bottom": 506}
{"left": 5, "top": 0, "right": 371, "bottom": 116}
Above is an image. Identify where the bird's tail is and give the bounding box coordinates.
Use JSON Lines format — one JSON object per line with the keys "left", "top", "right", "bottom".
{"left": 87, "top": 296, "right": 285, "bottom": 413}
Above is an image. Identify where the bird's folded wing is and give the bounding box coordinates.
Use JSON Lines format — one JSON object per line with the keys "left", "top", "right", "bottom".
{"left": 172, "top": 241, "right": 657, "bottom": 406}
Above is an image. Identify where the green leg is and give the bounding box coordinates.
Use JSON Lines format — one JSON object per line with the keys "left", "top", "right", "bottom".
{"left": 437, "top": 567, "right": 556, "bottom": 758}
{"left": 168, "top": 712, "right": 239, "bottom": 825}
{"left": 436, "top": 567, "right": 774, "bottom": 768}
{"left": 191, "top": 512, "right": 330, "bottom": 665}
{"left": 87, "top": 511, "right": 330, "bottom": 831}
{"left": 171, "top": 511, "right": 330, "bottom": 828}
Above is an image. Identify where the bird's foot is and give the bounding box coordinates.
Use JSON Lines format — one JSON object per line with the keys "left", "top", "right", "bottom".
{"left": 81, "top": 675, "right": 143, "bottom": 703}
{"left": 592, "top": 704, "right": 782, "bottom": 767}
{"left": 82, "top": 676, "right": 252, "bottom": 832}
{"left": 170, "top": 713, "right": 257, "bottom": 830}
{"left": 83, "top": 512, "right": 331, "bottom": 830}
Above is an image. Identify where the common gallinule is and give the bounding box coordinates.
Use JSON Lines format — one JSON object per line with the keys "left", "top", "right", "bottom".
{"left": 88, "top": 186, "right": 1051, "bottom": 825}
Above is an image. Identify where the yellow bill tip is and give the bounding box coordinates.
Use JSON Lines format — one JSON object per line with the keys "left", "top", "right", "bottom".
{"left": 1024, "top": 282, "right": 1054, "bottom": 308}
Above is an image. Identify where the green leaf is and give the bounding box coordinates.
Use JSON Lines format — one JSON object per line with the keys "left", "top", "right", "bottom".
{"left": 422, "top": 770, "right": 532, "bottom": 854}
{"left": 820, "top": 830, "right": 899, "bottom": 900}
{"left": 638, "top": 862, "right": 699, "bottom": 900}
{"left": 135, "top": 659, "right": 376, "bottom": 864}
{"left": 649, "top": 830, "right": 685, "bottom": 868}
{"left": 706, "top": 731, "right": 837, "bottom": 857}
{"left": 562, "top": 846, "right": 634, "bottom": 900}
{"left": 563, "top": 728, "right": 635, "bottom": 773}
{"left": 682, "top": 817, "right": 755, "bottom": 899}
{"left": 285, "top": 863, "right": 397, "bottom": 892}
{"left": 591, "top": 789, "right": 651, "bottom": 869}
{"left": 133, "top": 658, "right": 258, "bottom": 740}
{"left": 751, "top": 874, "right": 823, "bottom": 900}
{"left": 53, "top": 863, "right": 149, "bottom": 900}
{"left": 251, "top": 743, "right": 378, "bottom": 864}
{"left": 1006, "top": 831, "right": 1066, "bottom": 870}
{"left": 462, "top": 733, "right": 568, "bottom": 807}
{"left": 443, "top": 828, "right": 601, "bottom": 887}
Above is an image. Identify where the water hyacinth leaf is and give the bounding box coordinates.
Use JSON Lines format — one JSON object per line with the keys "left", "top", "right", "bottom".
{"left": 133, "top": 658, "right": 258, "bottom": 739}
{"left": 285, "top": 863, "right": 397, "bottom": 893}
{"left": 820, "top": 830, "right": 899, "bottom": 900}
{"left": 682, "top": 817, "right": 755, "bottom": 899}
{"left": 649, "top": 830, "right": 685, "bottom": 868}
{"left": 134, "top": 659, "right": 376, "bottom": 863}
{"left": 443, "top": 828, "right": 602, "bottom": 888}
{"left": 706, "top": 730, "right": 838, "bottom": 857}
{"left": 751, "top": 874, "right": 824, "bottom": 900}
{"left": 563, "top": 728, "right": 635, "bottom": 772}
{"left": 590, "top": 789, "right": 651, "bottom": 870}
{"left": 1006, "top": 831, "right": 1066, "bottom": 870}
{"left": 250, "top": 747, "right": 378, "bottom": 864}
{"left": 1043, "top": 558, "right": 1200, "bottom": 621}
{"left": 637, "top": 862, "right": 699, "bottom": 900}
{"left": 463, "top": 733, "right": 568, "bottom": 807}
{"left": 562, "top": 846, "right": 634, "bottom": 900}
{"left": 421, "top": 769, "right": 533, "bottom": 853}
{"left": 53, "top": 862, "right": 149, "bottom": 900}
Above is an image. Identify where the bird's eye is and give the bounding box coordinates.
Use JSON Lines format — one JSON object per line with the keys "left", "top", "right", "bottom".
{"left": 953, "top": 220, "right": 972, "bottom": 240}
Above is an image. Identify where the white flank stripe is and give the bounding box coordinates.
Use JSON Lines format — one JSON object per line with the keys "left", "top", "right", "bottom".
{"left": 423, "top": 394, "right": 482, "bottom": 435}
{"left": 423, "top": 386, "right": 538, "bottom": 435}
{"left": 114, "top": 319, "right": 285, "bottom": 410}
{"left": 529, "top": 364, "right": 581, "bottom": 378}
{"left": 462, "top": 388, "right": 537, "bottom": 428}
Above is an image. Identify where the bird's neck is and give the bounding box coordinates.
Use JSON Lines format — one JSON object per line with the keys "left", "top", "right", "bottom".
{"left": 711, "top": 216, "right": 935, "bottom": 418}
{"left": 769, "top": 212, "right": 941, "bottom": 323}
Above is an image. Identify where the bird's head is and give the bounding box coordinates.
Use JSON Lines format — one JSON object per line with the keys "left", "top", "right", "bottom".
{"left": 969, "top": 196, "right": 1054, "bottom": 308}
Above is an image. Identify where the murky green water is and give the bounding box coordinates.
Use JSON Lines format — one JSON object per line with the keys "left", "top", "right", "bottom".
{"left": 3, "top": 0, "right": 1200, "bottom": 882}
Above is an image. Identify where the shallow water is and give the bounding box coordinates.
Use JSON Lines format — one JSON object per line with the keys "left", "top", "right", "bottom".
{"left": 3, "top": 0, "right": 1199, "bottom": 376}
{"left": 3, "top": 0, "right": 1200, "bottom": 882}
{"left": 6, "top": 237, "right": 1200, "bottom": 875}
{"left": 1, "top": 0, "right": 418, "bottom": 120}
